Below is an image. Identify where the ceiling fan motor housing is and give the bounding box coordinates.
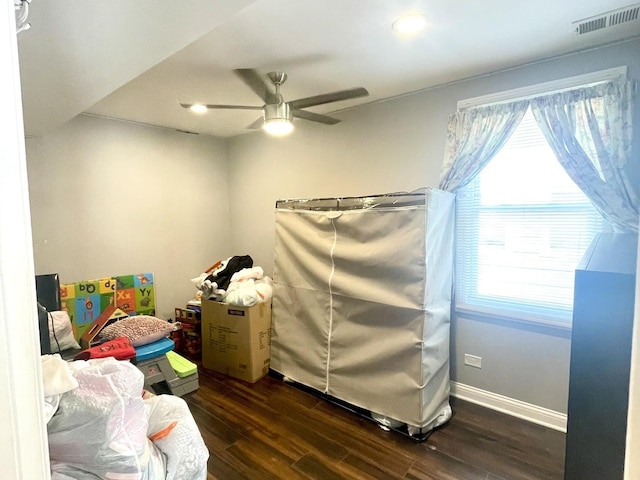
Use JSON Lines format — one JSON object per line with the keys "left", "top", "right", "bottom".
{"left": 263, "top": 102, "right": 292, "bottom": 122}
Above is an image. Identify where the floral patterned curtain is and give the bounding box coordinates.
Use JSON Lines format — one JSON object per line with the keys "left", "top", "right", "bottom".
{"left": 531, "top": 79, "right": 638, "bottom": 232}
{"left": 438, "top": 100, "right": 528, "bottom": 192}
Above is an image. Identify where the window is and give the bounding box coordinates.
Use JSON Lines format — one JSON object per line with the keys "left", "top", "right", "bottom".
{"left": 455, "top": 108, "right": 605, "bottom": 326}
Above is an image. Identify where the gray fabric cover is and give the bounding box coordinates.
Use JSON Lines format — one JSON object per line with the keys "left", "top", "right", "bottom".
{"left": 271, "top": 188, "right": 455, "bottom": 430}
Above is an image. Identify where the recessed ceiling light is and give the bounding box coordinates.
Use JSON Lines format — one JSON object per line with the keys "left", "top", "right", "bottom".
{"left": 189, "top": 104, "right": 208, "bottom": 114}
{"left": 392, "top": 13, "right": 428, "bottom": 35}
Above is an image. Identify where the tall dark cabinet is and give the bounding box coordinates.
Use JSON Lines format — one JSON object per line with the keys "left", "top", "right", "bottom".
{"left": 564, "top": 233, "right": 638, "bottom": 480}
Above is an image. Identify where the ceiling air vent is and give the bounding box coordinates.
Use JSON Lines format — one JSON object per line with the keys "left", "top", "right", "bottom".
{"left": 609, "top": 5, "right": 639, "bottom": 25}
{"left": 573, "top": 3, "right": 640, "bottom": 34}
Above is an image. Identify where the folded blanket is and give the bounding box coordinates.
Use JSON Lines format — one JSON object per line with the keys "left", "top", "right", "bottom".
{"left": 73, "top": 336, "right": 136, "bottom": 361}
{"left": 41, "top": 354, "right": 78, "bottom": 397}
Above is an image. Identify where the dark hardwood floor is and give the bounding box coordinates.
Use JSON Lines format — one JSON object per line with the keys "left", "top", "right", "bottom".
{"left": 183, "top": 367, "right": 565, "bottom": 480}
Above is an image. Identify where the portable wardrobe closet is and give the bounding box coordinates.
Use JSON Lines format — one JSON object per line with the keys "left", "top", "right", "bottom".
{"left": 270, "top": 188, "right": 455, "bottom": 439}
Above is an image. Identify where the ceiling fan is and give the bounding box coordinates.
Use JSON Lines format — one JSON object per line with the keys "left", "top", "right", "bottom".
{"left": 180, "top": 69, "right": 369, "bottom": 136}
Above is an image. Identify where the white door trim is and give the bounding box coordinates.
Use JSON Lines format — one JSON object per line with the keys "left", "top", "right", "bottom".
{"left": 0, "top": 2, "right": 50, "bottom": 478}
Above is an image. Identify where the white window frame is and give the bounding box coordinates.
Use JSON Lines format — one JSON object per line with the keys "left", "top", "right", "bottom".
{"left": 457, "top": 66, "right": 627, "bottom": 111}
{"left": 454, "top": 66, "right": 627, "bottom": 329}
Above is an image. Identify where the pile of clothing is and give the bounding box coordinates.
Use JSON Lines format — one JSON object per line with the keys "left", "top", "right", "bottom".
{"left": 42, "top": 354, "right": 208, "bottom": 480}
{"left": 191, "top": 255, "right": 273, "bottom": 307}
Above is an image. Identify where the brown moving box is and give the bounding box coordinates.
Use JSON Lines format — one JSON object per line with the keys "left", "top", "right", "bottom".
{"left": 201, "top": 300, "right": 271, "bottom": 383}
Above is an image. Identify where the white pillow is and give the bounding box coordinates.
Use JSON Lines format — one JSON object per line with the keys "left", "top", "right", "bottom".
{"left": 48, "top": 310, "right": 81, "bottom": 352}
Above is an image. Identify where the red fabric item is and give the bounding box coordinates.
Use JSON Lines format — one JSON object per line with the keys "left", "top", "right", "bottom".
{"left": 74, "top": 336, "right": 136, "bottom": 361}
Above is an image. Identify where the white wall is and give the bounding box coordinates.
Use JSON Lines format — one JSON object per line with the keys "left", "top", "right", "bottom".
{"left": 226, "top": 90, "right": 449, "bottom": 271}
{"left": 227, "top": 37, "right": 640, "bottom": 414}
{"left": 26, "top": 115, "right": 231, "bottom": 319}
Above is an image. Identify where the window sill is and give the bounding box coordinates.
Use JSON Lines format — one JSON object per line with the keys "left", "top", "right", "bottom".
{"left": 454, "top": 305, "right": 572, "bottom": 333}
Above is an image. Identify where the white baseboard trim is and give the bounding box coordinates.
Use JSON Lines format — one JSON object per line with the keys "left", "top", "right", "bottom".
{"left": 450, "top": 381, "right": 567, "bottom": 433}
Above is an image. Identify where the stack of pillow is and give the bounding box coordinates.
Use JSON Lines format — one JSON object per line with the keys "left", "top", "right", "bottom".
{"left": 72, "top": 315, "right": 176, "bottom": 361}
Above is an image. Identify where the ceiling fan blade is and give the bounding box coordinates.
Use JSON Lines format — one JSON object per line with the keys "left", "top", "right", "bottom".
{"left": 247, "top": 117, "right": 264, "bottom": 129}
{"left": 292, "top": 109, "right": 340, "bottom": 125}
{"left": 288, "top": 87, "right": 369, "bottom": 110}
{"left": 180, "top": 102, "right": 263, "bottom": 110}
{"left": 234, "top": 69, "right": 278, "bottom": 104}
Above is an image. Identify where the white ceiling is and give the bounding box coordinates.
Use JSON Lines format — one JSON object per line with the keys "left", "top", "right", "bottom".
{"left": 17, "top": 0, "right": 640, "bottom": 138}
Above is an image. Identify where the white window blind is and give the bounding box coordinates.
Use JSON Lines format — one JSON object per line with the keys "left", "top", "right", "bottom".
{"left": 455, "top": 108, "right": 605, "bottom": 326}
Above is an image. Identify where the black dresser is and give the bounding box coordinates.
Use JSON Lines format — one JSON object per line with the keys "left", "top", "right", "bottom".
{"left": 564, "top": 232, "right": 638, "bottom": 480}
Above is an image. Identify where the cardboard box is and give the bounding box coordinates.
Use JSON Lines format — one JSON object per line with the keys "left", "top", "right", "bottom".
{"left": 201, "top": 300, "right": 271, "bottom": 383}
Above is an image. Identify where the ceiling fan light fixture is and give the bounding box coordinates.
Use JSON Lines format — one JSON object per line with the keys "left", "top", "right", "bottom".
{"left": 189, "top": 104, "right": 208, "bottom": 114}
{"left": 263, "top": 118, "right": 294, "bottom": 136}
{"left": 262, "top": 102, "right": 294, "bottom": 136}
{"left": 392, "top": 13, "right": 428, "bottom": 35}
